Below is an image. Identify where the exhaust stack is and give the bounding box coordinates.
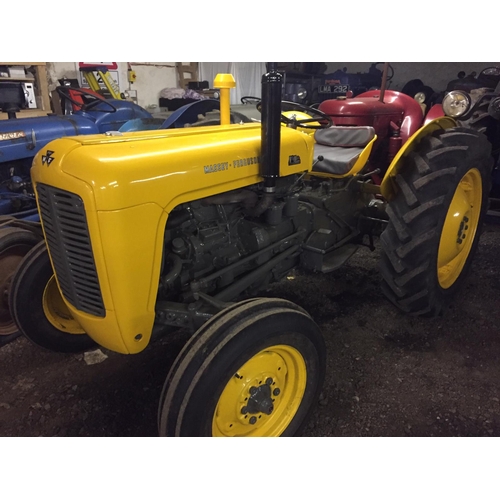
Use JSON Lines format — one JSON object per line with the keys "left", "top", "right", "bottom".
{"left": 260, "top": 63, "right": 283, "bottom": 192}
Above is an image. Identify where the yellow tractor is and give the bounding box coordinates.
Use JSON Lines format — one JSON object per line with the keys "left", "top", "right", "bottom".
{"left": 10, "top": 64, "right": 492, "bottom": 437}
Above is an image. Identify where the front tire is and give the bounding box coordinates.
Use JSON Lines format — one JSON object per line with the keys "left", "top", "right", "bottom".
{"left": 380, "top": 127, "right": 492, "bottom": 317}
{"left": 9, "top": 240, "right": 96, "bottom": 353}
{"left": 158, "top": 298, "right": 326, "bottom": 437}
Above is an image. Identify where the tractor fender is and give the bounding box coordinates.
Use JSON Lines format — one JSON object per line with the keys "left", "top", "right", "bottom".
{"left": 424, "top": 103, "right": 445, "bottom": 125}
{"left": 380, "top": 116, "right": 457, "bottom": 200}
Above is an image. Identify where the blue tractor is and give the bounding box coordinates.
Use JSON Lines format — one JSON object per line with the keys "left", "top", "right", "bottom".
{"left": 0, "top": 88, "right": 154, "bottom": 218}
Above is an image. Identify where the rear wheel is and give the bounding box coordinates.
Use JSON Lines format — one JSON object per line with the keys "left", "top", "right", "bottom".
{"left": 9, "top": 240, "right": 95, "bottom": 352}
{"left": 0, "top": 227, "right": 40, "bottom": 346}
{"left": 380, "top": 127, "right": 492, "bottom": 316}
{"left": 158, "top": 298, "right": 326, "bottom": 437}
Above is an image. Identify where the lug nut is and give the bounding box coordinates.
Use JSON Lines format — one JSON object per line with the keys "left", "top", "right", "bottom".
{"left": 273, "top": 388, "right": 280, "bottom": 396}
{"left": 266, "top": 378, "right": 273, "bottom": 385}
{"left": 241, "top": 406, "right": 248, "bottom": 415}
{"left": 249, "top": 386, "right": 257, "bottom": 396}
{"left": 249, "top": 416, "right": 257, "bottom": 425}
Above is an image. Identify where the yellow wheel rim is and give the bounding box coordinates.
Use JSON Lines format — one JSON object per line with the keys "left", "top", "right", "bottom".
{"left": 42, "top": 276, "right": 85, "bottom": 334}
{"left": 212, "top": 344, "right": 307, "bottom": 437}
{"left": 437, "top": 168, "right": 482, "bottom": 289}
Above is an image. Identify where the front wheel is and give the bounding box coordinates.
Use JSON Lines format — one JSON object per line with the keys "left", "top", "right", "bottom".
{"left": 158, "top": 298, "right": 326, "bottom": 437}
{"left": 9, "top": 240, "right": 96, "bottom": 352}
{"left": 380, "top": 127, "right": 492, "bottom": 317}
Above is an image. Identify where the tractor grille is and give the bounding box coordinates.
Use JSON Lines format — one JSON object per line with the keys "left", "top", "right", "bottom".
{"left": 36, "top": 183, "right": 105, "bottom": 317}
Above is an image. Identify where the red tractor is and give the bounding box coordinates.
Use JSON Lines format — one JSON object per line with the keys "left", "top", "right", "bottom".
{"left": 317, "top": 81, "right": 436, "bottom": 182}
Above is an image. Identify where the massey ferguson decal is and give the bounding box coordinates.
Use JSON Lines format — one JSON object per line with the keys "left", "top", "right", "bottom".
{"left": 42, "top": 150, "right": 55, "bottom": 166}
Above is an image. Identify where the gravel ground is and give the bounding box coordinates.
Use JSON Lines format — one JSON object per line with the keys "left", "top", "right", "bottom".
{"left": 0, "top": 223, "right": 499, "bottom": 437}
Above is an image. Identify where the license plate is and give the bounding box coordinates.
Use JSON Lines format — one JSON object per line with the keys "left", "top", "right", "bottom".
{"left": 318, "top": 84, "right": 350, "bottom": 94}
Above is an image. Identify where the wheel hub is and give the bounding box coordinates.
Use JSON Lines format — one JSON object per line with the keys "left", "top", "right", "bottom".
{"left": 42, "top": 276, "right": 85, "bottom": 334}
{"left": 241, "top": 378, "right": 277, "bottom": 416}
{"left": 456, "top": 215, "right": 470, "bottom": 244}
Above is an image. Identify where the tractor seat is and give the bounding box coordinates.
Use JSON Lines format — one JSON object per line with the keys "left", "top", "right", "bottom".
{"left": 313, "top": 126, "right": 375, "bottom": 175}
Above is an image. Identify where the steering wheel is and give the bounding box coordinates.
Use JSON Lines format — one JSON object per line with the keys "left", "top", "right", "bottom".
{"left": 374, "top": 62, "right": 395, "bottom": 81}
{"left": 56, "top": 87, "right": 117, "bottom": 113}
{"left": 258, "top": 100, "right": 333, "bottom": 129}
{"left": 241, "top": 96, "right": 261, "bottom": 105}
{"left": 480, "top": 67, "right": 500, "bottom": 77}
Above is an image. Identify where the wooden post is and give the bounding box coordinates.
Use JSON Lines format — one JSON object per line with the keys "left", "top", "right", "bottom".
{"left": 34, "top": 64, "right": 50, "bottom": 111}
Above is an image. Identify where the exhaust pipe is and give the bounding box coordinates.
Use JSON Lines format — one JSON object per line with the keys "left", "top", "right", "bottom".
{"left": 379, "top": 62, "right": 390, "bottom": 103}
{"left": 246, "top": 63, "right": 283, "bottom": 218}
{"left": 261, "top": 63, "right": 283, "bottom": 193}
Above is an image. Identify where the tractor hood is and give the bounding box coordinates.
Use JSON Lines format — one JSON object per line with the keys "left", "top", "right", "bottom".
{"left": 0, "top": 100, "right": 152, "bottom": 164}
{"left": 319, "top": 95, "right": 405, "bottom": 117}
{"left": 318, "top": 90, "right": 424, "bottom": 143}
{"left": 0, "top": 114, "right": 98, "bottom": 162}
{"left": 31, "top": 123, "right": 314, "bottom": 212}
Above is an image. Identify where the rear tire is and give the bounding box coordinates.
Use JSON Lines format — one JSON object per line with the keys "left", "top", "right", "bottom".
{"left": 0, "top": 227, "right": 40, "bottom": 346}
{"left": 9, "top": 240, "right": 96, "bottom": 353}
{"left": 380, "top": 127, "right": 492, "bottom": 317}
{"left": 158, "top": 298, "right": 326, "bottom": 437}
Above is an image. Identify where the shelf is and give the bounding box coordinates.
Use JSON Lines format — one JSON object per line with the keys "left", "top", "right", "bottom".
{"left": 0, "top": 109, "right": 49, "bottom": 120}
{"left": 0, "top": 63, "right": 50, "bottom": 113}
{"left": 0, "top": 76, "right": 35, "bottom": 81}
{"left": 0, "top": 62, "right": 46, "bottom": 66}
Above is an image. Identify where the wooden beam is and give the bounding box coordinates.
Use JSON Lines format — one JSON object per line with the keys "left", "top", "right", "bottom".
{"left": 0, "top": 62, "right": 46, "bottom": 66}
{"left": 35, "top": 65, "right": 51, "bottom": 111}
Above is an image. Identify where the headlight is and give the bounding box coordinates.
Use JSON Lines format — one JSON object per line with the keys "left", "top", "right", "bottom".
{"left": 414, "top": 91, "right": 426, "bottom": 104}
{"left": 442, "top": 91, "right": 471, "bottom": 118}
{"left": 297, "top": 88, "right": 308, "bottom": 100}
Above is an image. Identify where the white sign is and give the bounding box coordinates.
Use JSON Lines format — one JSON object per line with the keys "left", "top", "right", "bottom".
{"left": 78, "top": 71, "right": 120, "bottom": 92}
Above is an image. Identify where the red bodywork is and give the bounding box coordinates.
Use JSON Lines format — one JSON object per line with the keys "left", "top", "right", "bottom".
{"left": 424, "top": 103, "right": 445, "bottom": 125}
{"left": 318, "top": 90, "right": 424, "bottom": 175}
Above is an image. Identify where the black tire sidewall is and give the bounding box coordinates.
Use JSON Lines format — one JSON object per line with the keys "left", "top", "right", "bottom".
{"left": 0, "top": 228, "right": 40, "bottom": 338}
